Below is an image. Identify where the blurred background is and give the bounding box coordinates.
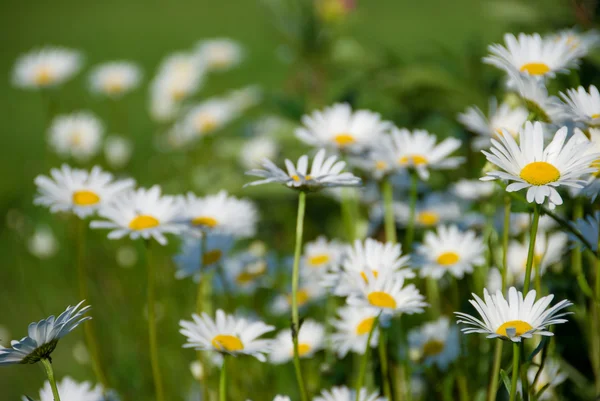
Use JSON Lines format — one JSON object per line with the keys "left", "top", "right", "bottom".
{"left": 0, "top": 0, "right": 596, "bottom": 400}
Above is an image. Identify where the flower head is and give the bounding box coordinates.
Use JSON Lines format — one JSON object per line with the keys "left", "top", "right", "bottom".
{"left": 408, "top": 316, "right": 459, "bottom": 370}
{"left": 450, "top": 179, "right": 495, "bottom": 201}
{"left": 174, "top": 234, "right": 235, "bottom": 281}
{"left": 195, "top": 38, "right": 243, "bottom": 71}
{"left": 330, "top": 306, "right": 380, "bottom": 357}
{"left": 559, "top": 85, "right": 600, "bottom": 127}
{"left": 89, "top": 61, "right": 142, "bottom": 98}
{"left": 508, "top": 72, "right": 566, "bottom": 123}
{"left": 13, "top": 47, "right": 82, "bottom": 89}
{"left": 507, "top": 232, "right": 568, "bottom": 285}
{"left": 26, "top": 376, "right": 103, "bottom": 401}
{"left": 313, "top": 386, "right": 385, "bottom": 401}
{"left": 48, "top": 112, "right": 104, "bottom": 162}
{"left": 301, "top": 236, "right": 345, "bottom": 273}
{"left": 269, "top": 320, "right": 325, "bottom": 364}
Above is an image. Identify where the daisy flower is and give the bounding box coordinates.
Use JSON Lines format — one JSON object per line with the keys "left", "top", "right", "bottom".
{"left": 580, "top": 128, "right": 600, "bottom": 200}
{"left": 239, "top": 136, "right": 279, "bottom": 170}
{"left": 0, "top": 301, "right": 90, "bottom": 365}
{"left": 223, "top": 247, "right": 275, "bottom": 293}
{"left": 507, "top": 232, "right": 568, "bottom": 285}
{"left": 313, "top": 386, "right": 385, "bottom": 401}
{"left": 390, "top": 128, "right": 463, "bottom": 180}
{"left": 481, "top": 121, "right": 599, "bottom": 209}
{"left": 486, "top": 267, "right": 503, "bottom": 294}
{"left": 174, "top": 234, "right": 235, "bottom": 281}
{"left": 350, "top": 136, "right": 397, "bottom": 180}
{"left": 179, "top": 309, "right": 274, "bottom": 362}
{"left": 90, "top": 185, "right": 184, "bottom": 245}
{"left": 27, "top": 376, "right": 103, "bottom": 401}
{"left": 457, "top": 98, "right": 528, "bottom": 150}
{"left": 34, "top": 165, "right": 135, "bottom": 218}
{"left": 408, "top": 316, "right": 460, "bottom": 370}
{"left": 180, "top": 98, "right": 238, "bottom": 140}
{"left": 178, "top": 191, "right": 258, "bottom": 238}
{"left": 269, "top": 320, "right": 325, "bottom": 364}
{"left": 89, "top": 61, "right": 142, "bottom": 98}
{"left": 570, "top": 211, "right": 599, "bottom": 252}
{"left": 394, "top": 193, "right": 462, "bottom": 228}
{"left": 416, "top": 225, "right": 485, "bottom": 279}
{"left": 551, "top": 28, "right": 600, "bottom": 54}
{"left": 295, "top": 103, "right": 392, "bottom": 153}
{"left": 195, "top": 38, "right": 244, "bottom": 72}
{"left": 508, "top": 71, "right": 566, "bottom": 123}
{"left": 455, "top": 287, "right": 572, "bottom": 342}
{"left": 330, "top": 306, "right": 380, "bottom": 357}
{"left": 226, "top": 85, "right": 262, "bottom": 113}
{"left": 104, "top": 135, "right": 133, "bottom": 169}
{"left": 524, "top": 358, "right": 567, "bottom": 400}
{"left": 244, "top": 148, "right": 361, "bottom": 190}
{"left": 450, "top": 179, "right": 495, "bottom": 201}
{"left": 48, "top": 112, "right": 104, "bottom": 162}
{"left": 13, "top": 47, "right": 82, "bottom": 89}
{"left": 559, "top": 85, "right": 600, "bottom": 126}
{"left": 270, "top": 273, "right": 326, "bottom": 315}
{"left": 301, "top": 236, "right": 345, "bottom": 273}
{"left": 484, "top": 33, "right": 583, "bottom": 79}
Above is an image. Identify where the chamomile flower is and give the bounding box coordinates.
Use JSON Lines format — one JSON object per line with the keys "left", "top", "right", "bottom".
{"left": 390, "top": 128, "right": 463, "bottom": 180}
{"left": 484, "top": 33, "right": 583, "bottom": 79}
{"left": 295, "top": 103, "right": 392, "bottom": 153}
{"left": 458, "top": 98, "right": 528, "bottom": 149}
{"left": 239, "top": 136, "right": 279, "bottom": 169}
{"left": 271, "top": 273, "right": 326, "bottom": 315}
{"left": 89, "top": 61, "right": 142, "bottom": 98}
{"left": 180, "top": 98, "right": 238, "bottom": 139}
{"left": 179, "top": 309, "right": 274, "bottom": 362}
{"left": 0, "top": 301, "right": 90, "bottom": 365}
{"left": 90, "top": 185, "right": 184, "bottom": 245}
{"left": 13, "top": 47, "right": 82, "bottom": 89}
{"left": 551, "top": 28, "right": 600, "bottom": 54}
{"left": 223, "top": 247, "right": 275, "bottom": 293}
{"left": 570, "top": 211, "right": 599, "bottom": 252}
{"left": 27, "top": 376, "right": 103, "bottom": 401}
{"left": 174, "top": 234, "right": 235, "bottom": 281}
{"left": 269, "top": 320, "right": 325, "bottom": 364}
{"left": 244, "top": 148, "right": 362, "bottom": 190}
{"left": 313, "top": 386, "right": 385, "bottom": 401}
{"left": 301, "top": 236, "right": 345, "bottom": 273}
{"left": 104, "top": 136, "right": 133, "bottom": 169}
{"left": 524, "top": 359, "right": 567, "bottom": 400}
{"left": 416, "top": 225, "right": 485, "bottom": 279}
{"left": 227, "top": 85, "right": 262, "bottom": 113}
{"left": 507, "top": 232, "right": 568, "bottom": 285}
{"left": 330, "top": 306, "right": 380, "bottom": 357}
{"left": 486, "top": 268, "right": 503, "bottom": 294}
{"left": 48, "top": 112, "right": 104, "bottom": 162}
{"left": 178, "top": 191, "right": 258, "bottom": 238}
{"left": 508, "top": 72, "right": 565, "bottom": 123}
{"left": 481, "top": 121, "right": 599, "bottom": 209}
{"left": 395, "top": 193, "right": 462, "bottom": 228}
{"left": 196, "top": 38, "right": 243, "bottom": 72}
{"left": 559, "top": 85, "right": 600, "bottom": 126}
{"left": 455, "top": 287, "right": 572, "bottom": 342}
{"left": 408, "top": 317, "right": 460, "bottom": 370}
{"left": 450, "top": 179, "right": 496, "bottom": 201}
{"left": 34, "top": 165, "right": 135, "bottom": 218}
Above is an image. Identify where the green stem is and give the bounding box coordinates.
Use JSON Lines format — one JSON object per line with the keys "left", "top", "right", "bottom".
{"left": 487, "top": 340, "right": 503, "bottom": 401}
{"left": 519, "top": 343, "right": 529, "bottom": 401}
{"left": 593, "top": 251, "right": 600, "bottom": 394}
{"left": 502, "top": 196, "right": 511, "bottom": 291}
{"left": 291, "top": 191, "right": 308, "bottom": 401}
{"left": 523, "top": 205, "right": 540, "bottom": 293}
{"left": 355, "top": 314, "right": 380, "bottom": 401}
{"left": 341, "top": 188, "right": 356, "bottom": 241}
{"left": 382, "top": 179, "right": 397, "bottom": 244}
{"left": 220, "top": 355, "right": 227, "bottom": 401}
{"left": 426, "top": 278, "right": 441, "bottom": 317}
{"left": 405, "top": 171, "right": 418, "bottom": 253}
{"left": 509, "top": 342, "right": 520, "bottom": 401}
{"left": 457, "top": 372, "right": 469, "bottom": 401}
{"left": 145, "top": 242, "right": 165, "bottom": 401}
{"left": 41, "top": 358, "right": 61, "bottom": 401}
{"left": 378, "top": 329, "right": 392, "bottom": 400}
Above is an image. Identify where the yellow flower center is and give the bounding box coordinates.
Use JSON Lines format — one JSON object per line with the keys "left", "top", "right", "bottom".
{"left": 287, "top": 289, "right": 310, "bottom": 306}
{"left": 519, "top": 161, "right": 560, "bottom": 185}
{"left": 520, "top": 62, "right": 551, "bottom": 76}
{"left": 104, "top": 78, "right": 124, "bottom": 94}
{"left": 334, "top": 133, "right": 355, "bottom": 146}
{"left": 399, "top": 154, "right": 428, "bottom": 166}
{"left": 368, "top": 291, "right": 397, "bottom": 309}
{"left": 195, "top": 114, "right": 217, "bottom": 133}
{"left": 70, "top": 131, "right": 83, "bottom": 146}
{"left": 35, "top": 66, "right": 53, "bottom": 85}
{"left": 592, "top": 159, "right": 600, "bottom": 177}
{"left": 72, "top": 190, "right": 100, "bottom": 206}
{"left": 297, "top": 343, "right": 311, "bottom": 356}
{"left": 211, "top": 334, "right": 244, "bottom": 351}
{"left": 172, "top": 88, "right": 186, "bottom": 101}
{"left": 128, "top": 215, "right": 159, "bottom": 230}
{"left": 436, "top": 251, "right": 460, "bottom": 266}
{"left": 308, "top": 254, "right": 330, "bottom": 267}
{"left": 495, "top": 320, "right": 533, "bottom": 337}
{"left": 291, "top": 175, "right": 300, "bottom": 182}
{"left": 203, "top": 249, "right": 223, "bottom": 265}
{"left": 360, "top": 270, "right": 379, "bottom": 282}
{"left": 422, "top": 340, "right": 445, "bottom": 357}
{"left": 375, "top": 161, "right": 387, "bottom": 170}
{"left": 192, "top": 216, "right": 218, "bottom": 228}
{"left": 355, "top": 317, "right": 376, "bottom": 335}
{"left": 591, "top": 113, "right": 600, "bottom": 119}
{"left": 417, "top": 211, "right": 439, "bottom": 226}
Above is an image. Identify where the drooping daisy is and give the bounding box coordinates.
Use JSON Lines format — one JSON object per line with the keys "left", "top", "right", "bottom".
{"left": 174, "top": 234, "right": 235, "bottom": 281}
{"left": 195, "top": 38, "right": 244, "bottom": 72}
{"left": 90, "top": 185, "right": 184, "bottom": 245}
{"left": 457, "top": 98, "right": 529, "bottom": 150}
{"left": 269, "top": 320, "right": 325, "bottom": 364}
{"left": 34, "top": 165, "right": 135, "bottom": 218}
{"left": 180, "top": 98, "right": 238, "bottom": 140}
{"left": 570, "top": 211, "right": 599, "bottom": 252}
{"left": 507, "top": 232, "right": 568, "bottom": 285}
{"left": 481, "top": 121, "right": 599, "bottom": 209}
{"left": 390, "top": 128, "right": 463, "bottom": 180}
{"left": 416, "top": 225, "right": 485, "bottom": 279}
{"left": 330, "top": 306, "right": 380, "bottom": 357}
{"left": 507, "top": 71, "right": 566, "bottom": 123}
{"left": 455, "top": 287, "right": 572, "bottom": 342}
{"left": 104, "top": 135, "right": 133, "bottom": 169}
{"left": 178, "top": 191, "right": 258, "bottom": 238}
{"left": 295, "top": 103, "right": 392, "bottom": 153}
{"left": 28, "top": 225, "right": 59, "bottom": 260}
{"left": 48, "top": 112, "right": 104, "bottom": 162}
{"left": 394, "top": 193, "right": 463, "bottom": 228}
{"left": 244, "top": 148, "right": 362, "bottom": 190}
{"left": 26, "top": 376, "right": 103, "bottom": 401}
{"left": 301, "top": 236, "right": 345, "bottom": 274}
{"left": 13, "top": 47, "right": 82, "bottom": 89}
{"left": 450, "top": 179, "right": 495, "bottom": 201}
{"left": 484, "top": 33, "right": 584, "bottom": 79}
{"left": 89, "top": 61, "right": 142, "bottom": 98}
{"left": 179, "top": 309, "right": 274, "bottom": 362}
{"left": 313, "top": 386, "right": 385, "bottom": 401}
{"left": 0, "top": 301, "right": 90, "bottom": 365}
{"left": 239, "top": 136, "right": 279, "bottom": 170}
{"left": 524, "top": 358, "right": 567, "bottom": 400}
{"left": 408, "top": 316, "right": 460, "bottom": 370}
{"left": 559, "top": 85, "right": 600, "bottom": 126}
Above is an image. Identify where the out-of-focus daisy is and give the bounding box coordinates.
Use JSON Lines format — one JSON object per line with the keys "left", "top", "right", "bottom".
{"left": 269, "top": 320, "right": 325, "bottom": 364}
{"left": 179, "top": 309, "right": 274, "bottom": 362}
{"left": 48, "top": 112, "right": 104, "bottom": 162}
{"left": 271, "top": 273, "right": 326, "bottom": 315}
{"left": 524, "top": 358, "right": 567, "bottom": 400}
{"left": 227, "top": 85, "right": 262, "bottom": 113}
{"left": 34, "top": 165, "right": 135, "bottom": 218}
{"left": 508, "top": 71, "right": 566, "bottom": 123}
{"left": 313, "top": 386, "right": 385, "bottom": 401}
{"left": 508, "top": 212, "right": 557, "bottom": 236}
{"left": 486, "top": 267, "right": 503, "bottom": 294}
{"left": 13, "top": 47, "right": 82, "bottom": 89}
{"left": 0, "top": 301, "right": 90, "bottom": 365}
{"left": 481, "top": 121, "right": 599, "bottom": 209}
{"left": 450, "top": 179, "right": 495, "bottom": 201}
{"left": 26, "top": 376, "right": 103, "bottom": 401}
{"left": 458, "top": 98, "right": 528, "bottom": 149}
{"left": 239, "top": 136, "right": 278, "bottom": 170}
{"left": 89, "top": 61, "right": 142, "bottom": 98}
{"left": 244, "top": 148, "right": 361, "bottom": 190}
{"left": 570, "top": 211, "right": 599, "bottom": 252}
{"left": 295, "top": 103, "right": 392, "bottom": 153}
{"left": 394, "top": 193, "right": 462, "bottom": 228}
{"left": 390, "top": 128, "right": 463, "bottom": 180}
{"left": 223, "top": 247, "right": 275, "bottom": 293}
{"left": 116, "top": 245, "right": 138, "bottom": 268}
{"left": 90, "top": 185, "right": 184, "bottom": 245}
{"left": 581, "top": 128, "right": 600, "bottom": 200}
{"left": 507, "top": 232, "right": 568, "bottom": 285}
{"left": 455, "top": 287, "right": 572, "bottom": 342}
{"left": 195, "top": 38, "right": 243, "bottom": 72}
{"left": 27, "top": 225, "right": 59, "bottom": 259}
{"left": 350, "top": 136, "right": 396, "bottom": 180}
{"left": 174, "top": 234, "right": 235, "bottom": 281}
{"left": 104, "top": 135, "right": 133, "bottom": 169}
{"left": 408, "top": 316, "right": 459, "bottom": 370}
{"left": 301, "top": 236, "right": 344, "bottom": 274}
{"left": 180, "top": 98, "right": 238, "bottom": 139}
{"left": 484, "top": 33, "right": 583, "bottom": 79}
{"left": 416, "top": 225, "right": 485, "bottom": 279}
{"left": 559, "top": 85, "right": 600, "bottom": 126}
{"left": 551, "top": 28, "right": 600, "bottom": 54}
{"left": 178, "top": 191, "right": 257, "bottom": 238}
{"left": 330, "top": 306, "right": 380, "bottom": 357}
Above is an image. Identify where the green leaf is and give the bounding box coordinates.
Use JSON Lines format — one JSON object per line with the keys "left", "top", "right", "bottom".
{"left": 500, "top": 369, "right": 512, "bottom": 394}
{"left": 526, "top": 337, "right": 549, "bottom": 363}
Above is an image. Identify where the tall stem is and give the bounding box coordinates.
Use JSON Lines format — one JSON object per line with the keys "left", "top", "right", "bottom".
{"left": 404, "top": 171, "right": 418, "bottom": 253}
{"left": 593, "top": 250, "right": 600, "bottom": 394}
{"left": 341, "top": 189, "right": 357, "bottom": 241}
{"left": 145, "top": 241, "right": 165, "bottom": 401}
{"left": 508, "top": 342, "right": 520, "bottom": 401}
{"left": 426, "top": 278, "right": 440, "bottom": 317}
{"left": 378, "top": 329, "right": 392, "bottom": 400}
{"left": 219, "top": 355, "right": 227, "bottom": 401}
{"left": 41, "top": 358, "right": 61, "bottom": 401}
{"left": 487, "top": 340, "right": 503, "bottom": 401}
{"left": 523, "top": 205, "right": 540, "bottom": 293}
{"left": 382, "top": 178, "right": 397, "bottom": 244}
{"left": 355, "top": 314, "right": 380, "bottom": 401}
{"left": 501, "top": 196, "right": 511, "bottom": 290}
{"left": 291, "top": 191, "right": 308, "bottom": 401}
